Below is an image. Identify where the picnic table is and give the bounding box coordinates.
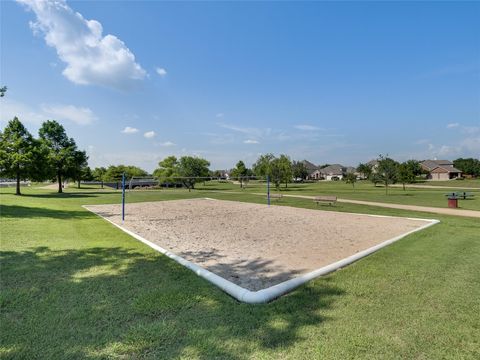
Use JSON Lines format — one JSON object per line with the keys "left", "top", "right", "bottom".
{"left": 444, "top": 191, "right": 475, "bottom": 200}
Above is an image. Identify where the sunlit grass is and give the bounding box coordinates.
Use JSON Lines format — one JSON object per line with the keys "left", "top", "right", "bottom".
{"left": 1, "top": 186, "right": 479, "bottom": 359}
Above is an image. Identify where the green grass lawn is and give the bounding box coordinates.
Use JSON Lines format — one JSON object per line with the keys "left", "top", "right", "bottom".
{"left": 195, "top": 180, "right": 480, "bottom": 211}
{"left": 1, "top": 186, "right": 479, "bottom": 359}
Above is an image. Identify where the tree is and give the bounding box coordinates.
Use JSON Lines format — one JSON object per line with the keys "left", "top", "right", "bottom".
{"left": 104, "top": 165, "right": 148, "bottom": 181}
{"left": 153, "top": 156, "right": 179, "bottom": 184}
{"left": 0, "top": 86, "right": 7, "bottom": 97}
{"left": 397, "top": 160, "right": 422, "bottom": 190}
{"left": 231, "top": 160, "right": 250, "bottom": 188}
{"left": 376, "top": 155, "right": 399, "bottom": 195}
{"left": 68, "top": 150, "right": 89, "bottom": 189}
{"left": 269, "top": 158, "right": 283, "bottom": 189}
{"left": 278, "top": 154, "right": 293, "bottom": 188}
{"left": 92, "top": 167, "right": 107, "bottom": 188}
{"left": 253, "top": 154, "right": 292, "bottom": 189}
{"left": 39, "top": 120, "right": 78, "bottom": 193}
{"left": 292, "top": 160, "right": 309, "bottom": 181}
{"left": 82, "top": 166, "right": 94, "bottom": 182}
{"left": 344, "top": 172, "right": 357, "bottom": 189}
{"left": 176, "top": 156, "right": 210, "bottom": 191}
{"left": 153, "top": 156, "right": 210, "bottom": 191}
{"left": 252, "top": 153, "right": 275, "bottom": 178}
{"left": 0, "top": 117, "right": 36, "bottom": 195}
{"left": 453, "top": 158, "right": 480, "bottom": 177}
{"left": 357, "top": 163, "right": 373, "bottom": 180}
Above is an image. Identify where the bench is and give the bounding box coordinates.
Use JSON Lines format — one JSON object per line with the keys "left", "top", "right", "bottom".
{"left": 267, "top": 193, "right": 283, "bottom": 201}
{"left": 313, "top": 195, "right": 337, "bottom": 206}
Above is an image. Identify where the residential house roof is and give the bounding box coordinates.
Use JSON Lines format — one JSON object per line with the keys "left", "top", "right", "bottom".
{"left": 421, "top": 159, "right": 454, "bottom": 171}
{"left": 302, "top": 160, "right": 318, "bottom": 171}
{"left": 430, "top": 166, "right": 462, "bottom": 174}
{"left": 320, "top": 164, "right": 344, "bottom": 175}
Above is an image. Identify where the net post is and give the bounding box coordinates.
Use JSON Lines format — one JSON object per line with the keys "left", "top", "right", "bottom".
{"left": 267, "top": 175, "right": 270, "bottom": 206}
{"left": 122, "top": 172, "right": 126, "bottom": 223}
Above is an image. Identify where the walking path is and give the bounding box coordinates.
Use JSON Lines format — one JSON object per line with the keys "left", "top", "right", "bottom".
{"left": 244, "top": 192, "right": 480, "bottom": 219}
{"left": 390, "top": 184, "right": 480, "bottom": 190}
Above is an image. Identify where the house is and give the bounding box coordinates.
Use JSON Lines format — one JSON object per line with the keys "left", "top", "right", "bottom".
{"left": 303, "top": 161, "right": 356, "bottom": 181}
{"left": 302, "top": 160, "right": 321, "bottom": 180}
{"left": 366, "top": 159, "right": 379, "bottom": 173}
{"left": 320, "top": 164, "right": 346, "bottom": 181}
{"left": 420, "top": 160, "right": 462, "bottom": 180}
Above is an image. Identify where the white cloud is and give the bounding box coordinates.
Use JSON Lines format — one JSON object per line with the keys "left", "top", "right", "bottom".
{"left": 121, "top": 126, "right": 139, "bottom": 134}
{"left": 144, "top": 131, "right": 156, "bottom": 139}
{"left": 0, "top": 99, "right": 45, "bottom": 126}
{"left": 244, "top": 139, "right": 259, "bottom": 144}
{"left": 461, "top": 126, "right": 480, "bottom": 135}
{"left": 0, "top": 99, "right": 96, "bottom": 127}
{"left": 17, "top": 0, "right": 146, "bottom": 89}
{"left": 155, "top": 67, "right": 167, "bottom": 77}
{"left": 446, "top": 123, "right": 459, "bottom": 128}
{"left": 158, "top": 141, "right": 175, "bottom": 147}
{"left": 294, "top": 124, "right": 322, "bottom": 131}
{"left": 219, "top": 123, "right": 263, "bottom": 137}
{"left": 41, "top": 104, "right": 96, "bottom": 125}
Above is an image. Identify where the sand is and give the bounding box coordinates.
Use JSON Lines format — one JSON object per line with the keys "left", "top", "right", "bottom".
{"left": 86, "top": 199, "right": 431, "bottom": 291}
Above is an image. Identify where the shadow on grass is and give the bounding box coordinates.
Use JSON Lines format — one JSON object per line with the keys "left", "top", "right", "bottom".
{"left": 0, "top": 204, "right": 95, "bottom": 219}
{"left": 0, "top": 246, "right": 344, "bottom": 359}
{"left": 21, "top": 191, "right": 115, "bottom": 199}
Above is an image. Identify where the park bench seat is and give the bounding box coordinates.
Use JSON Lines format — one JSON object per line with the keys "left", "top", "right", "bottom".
{"left": 268, "top": 193, "right": 283, "bottom": 200}
{"left": 314, "top": 195, "right": 337, "bottom": 205}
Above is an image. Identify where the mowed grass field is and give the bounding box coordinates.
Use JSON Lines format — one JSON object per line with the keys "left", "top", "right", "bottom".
{"left": 196, "top": 179, "right": 480, "bottom": 211}
{"left": 1, "top": 182, "right": 479, "bottom": 359}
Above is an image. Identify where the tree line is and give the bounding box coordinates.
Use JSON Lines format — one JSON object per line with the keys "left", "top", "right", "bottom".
{"left": 0, "top": 117, "right": 88, "bottom": 195}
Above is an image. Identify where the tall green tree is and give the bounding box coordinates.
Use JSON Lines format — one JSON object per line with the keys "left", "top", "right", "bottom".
{"left": 397, "top": 160, "right": 423, "bottom": 190}
{"left": 292, "top": 161, "right": 309, "bottom": 181}
{"left": 376, "top": 155, "right": 399, "bottom": 195}
{"left": 153, "top": 156, "right": 179, "bottom": 184}
{"left": 176, "top": 156, "right": 210, "bottom": 191}
{"left": 277, "top": 154, "right": 293, "bottom": 188}
{"left": 68, "top": 150, "right": 89, "bottom": 189}
{"left": 231, "top": 160, "right": 250, "bottom": 188}
{"left": 453, "top": 158, "right": 480, "bottom": 177}
{"left": 104, "top": 165, "right": 148, "bottom": 181}
{"left": 252, "top": 153, "right": 275, "bottom": 178}
{"left": 344, "top": 172, "right": 357, "bottom": 189}
{"left": 153, "top": 156, "right": 210, "bottom": 191}
{"left": 92, "top": 167, "right": 106, "bottom": 188}
{"left": 0, "top": 86, "right": 7, "bottom": 97}
{"left": 0, "top": 117, "right": 36, "bottom": 195}
{"left": 38, "top": 120, "right": 78, "bottom": 193}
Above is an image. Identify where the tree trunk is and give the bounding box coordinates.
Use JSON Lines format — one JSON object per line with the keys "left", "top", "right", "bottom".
{"left": 58, "top": 172, "right": 63, "bottom": 193}
{"left": 385, "top": 182, "right": 388, "bottom": 195}
{"left": 77, "top": 179, "right": 81, "bottom": 189}
{"left": 403, "top": 182, "right": 405, "bottom": 191}
{"left": 15, "top": 170, "right": 21, "bottom": 196}
{"left": 101, "top": 181, "right": 104, "bottom": 189}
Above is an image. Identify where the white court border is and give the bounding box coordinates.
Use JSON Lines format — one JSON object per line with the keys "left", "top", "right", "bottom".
{"left": 83, "top": 199, "right": 439, "bottom": 304}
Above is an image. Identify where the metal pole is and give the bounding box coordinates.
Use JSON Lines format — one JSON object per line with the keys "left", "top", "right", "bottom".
{"left": 122, "top": 172, "right": 126, "bottom": 223}
{"left": 267, "top": 175, "right": 270, "bottom": 206}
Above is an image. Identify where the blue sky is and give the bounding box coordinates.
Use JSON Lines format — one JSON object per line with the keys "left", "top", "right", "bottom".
{"left": 1, "top": 0, "right": 479, "bottom": 172}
